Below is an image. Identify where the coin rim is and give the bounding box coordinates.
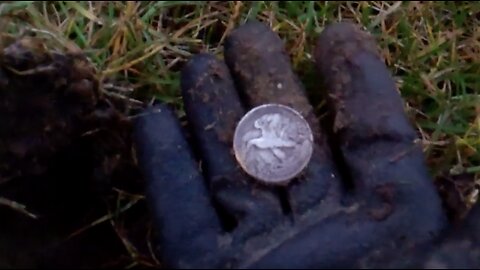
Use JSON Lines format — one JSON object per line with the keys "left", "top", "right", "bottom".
{"left": 233, "top": 103, "right": 314, "bottom": 185}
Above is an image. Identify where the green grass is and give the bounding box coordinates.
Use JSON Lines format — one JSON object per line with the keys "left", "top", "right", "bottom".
{"left": 1, "top": 1, "right": 479, "bottom": 267}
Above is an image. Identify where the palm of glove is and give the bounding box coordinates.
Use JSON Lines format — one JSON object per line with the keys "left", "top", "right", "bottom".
{"left": 134, "top": 21, "right": 451, "bottom": 268}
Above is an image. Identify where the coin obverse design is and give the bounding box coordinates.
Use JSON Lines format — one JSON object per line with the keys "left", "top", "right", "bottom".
{"left": 233, "top": 104, "right": 314, "bottom": 185}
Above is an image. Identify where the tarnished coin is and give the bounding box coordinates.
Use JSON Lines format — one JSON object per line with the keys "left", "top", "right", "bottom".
{"left": 233, "top": 104, "right": 314, "bottom": 185}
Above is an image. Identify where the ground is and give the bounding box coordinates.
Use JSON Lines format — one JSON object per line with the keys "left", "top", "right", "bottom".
{"left": 0, "top": 1, "right": 478, "bottom": 268}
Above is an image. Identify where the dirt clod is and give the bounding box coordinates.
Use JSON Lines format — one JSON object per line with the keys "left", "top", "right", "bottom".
{"left": 0, "top": 37, "right": 148, "bottom": 268}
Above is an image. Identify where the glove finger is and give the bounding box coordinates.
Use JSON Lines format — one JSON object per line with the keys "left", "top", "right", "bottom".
{"left": 133, "top": 104, "right": 222, "bottom": 268}
{"left": 224, "top": 20, "right": 342, "bottom": 215}
{"left": 378, "top": 202, "right": 480, "bottom": 268}
{"left": 420, "top": 202, "right": 480, "bottom": 268}
{"left": 314, "top": 22, "right": 446, "bottom": 218}
{"left": 242, "top": 206, "right": 445, "bottom": 269}
{"left": 180, "top": 53, "right": 284, "bottom": 241}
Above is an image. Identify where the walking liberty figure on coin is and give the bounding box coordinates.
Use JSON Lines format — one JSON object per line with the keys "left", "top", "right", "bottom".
{"left": 233, "top": 104, "right": 314, "bottom": 184}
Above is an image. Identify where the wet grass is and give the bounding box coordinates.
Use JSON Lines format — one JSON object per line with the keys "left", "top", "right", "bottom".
{"left": 0, "top": 1, "right": 479, "bottom": 268}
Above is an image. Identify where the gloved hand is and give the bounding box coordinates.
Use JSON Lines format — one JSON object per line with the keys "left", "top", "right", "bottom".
{"left": 133, "top": 21, "right": 479, "bottom": 269}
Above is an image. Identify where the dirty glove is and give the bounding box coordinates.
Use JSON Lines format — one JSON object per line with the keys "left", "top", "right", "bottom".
{"left": 134, "top": 21, "right": 474, "bottom": 268}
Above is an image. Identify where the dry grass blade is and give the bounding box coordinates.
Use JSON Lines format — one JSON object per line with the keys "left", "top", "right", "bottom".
{"left": 102, "top": 44, "right": 165, "bottom": 76}
{"left": 0, "top": 197, "right": 38, "bottom": 219}
{"left": 66, "top": 1, "right": 103, "bottom": 25}
{"left": 368, "top": 1, "right": 403, "bottom": 29}
{"left": 217, "top": 1, "right": 243, "bottom": 49}
{"left": 66, "top": 197, "right": 143, "bottom": 240}
{"left": 5, "top": 65, "right": 57, "bottom": 75}
{"left": 172, "top": 11, "right": 221, "bottom": 40}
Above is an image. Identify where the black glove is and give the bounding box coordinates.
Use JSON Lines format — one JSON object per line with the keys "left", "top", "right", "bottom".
{"left": 133, "top": 21, "right": 479, "bottom": 268}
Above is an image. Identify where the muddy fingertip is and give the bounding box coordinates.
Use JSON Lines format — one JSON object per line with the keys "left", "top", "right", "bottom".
{"left": 314, "top": 21, "right": 381, "bottom": 73}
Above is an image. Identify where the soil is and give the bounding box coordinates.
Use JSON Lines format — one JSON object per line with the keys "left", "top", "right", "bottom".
{"left": 0, "top": 37, "right": 155, "bottom": 268}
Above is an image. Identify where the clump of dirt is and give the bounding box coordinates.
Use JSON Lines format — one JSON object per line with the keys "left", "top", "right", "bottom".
{"left": 0, "top": 36, "right": 152, "bottom": 268}
{"left": 0, "top": 37, "right": 101, "bottom": 181}
{"left": 435, "top": 171, "right": 479, "bottom": 223}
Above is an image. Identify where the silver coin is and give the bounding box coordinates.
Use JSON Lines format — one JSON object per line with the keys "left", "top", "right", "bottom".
{"left": 233, "top": 104, "right": 314, "bottom": 185}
